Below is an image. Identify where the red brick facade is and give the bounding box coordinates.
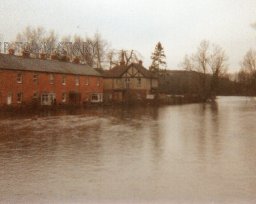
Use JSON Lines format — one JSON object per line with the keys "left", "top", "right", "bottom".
{"left": 0, "top": 69, "right": 103, "bottom": 106}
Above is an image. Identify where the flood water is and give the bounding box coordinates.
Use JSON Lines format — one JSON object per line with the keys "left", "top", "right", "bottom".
{"left": 1, "top": 97, "right": 256, "bottom": 203}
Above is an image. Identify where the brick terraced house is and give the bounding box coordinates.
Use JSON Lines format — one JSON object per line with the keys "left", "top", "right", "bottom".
{"left": 0, "top": 53, "right": 103, "bottom": 106}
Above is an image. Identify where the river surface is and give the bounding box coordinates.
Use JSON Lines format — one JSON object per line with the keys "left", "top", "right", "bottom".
{"left": 0, "top": 97, "right": 256, "bottom": 204}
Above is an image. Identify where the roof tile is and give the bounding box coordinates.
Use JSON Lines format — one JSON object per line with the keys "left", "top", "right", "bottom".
{"left": 0, "top": 54, "right": 101, "bottom": 76}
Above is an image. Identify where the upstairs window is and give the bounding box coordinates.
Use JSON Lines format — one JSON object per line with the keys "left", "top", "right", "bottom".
{"left": 75, "top": 76, "right": 80, "bottom": 86}
{"left": 97, "top": 78, "right": 100, "bottom": 86}
{"left": 17, "top": 73, "right": 22, "bottom": 83}
{"left": 49, "top": 74, "right": 55, "bottom": 84}
{"left": 137, "top": 78, "right": 141, "bottom": 87}
{"left": 125, "top": 78, "right": 130, "bottom": 88}
{"left": 85, "top": 77, "right": 89, "bottom": 85}
{"left": 33, "top": 73, "right": 38, "bottom": 83}
{"left": 62, "top": 75, "right": 66, "bottom": 85}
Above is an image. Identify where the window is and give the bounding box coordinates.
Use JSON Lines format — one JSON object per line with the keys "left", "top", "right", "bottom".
{"left": 17, "top": 92, "right": 23, "bottom": 103}
{"left": 41, "top": 93, "right": 48, "bottom": 104}
{"left": 33, "top": 73, "right": 38, "bottom": 83}
{"left": 125, "top": 78, "right": 130, "bottom": 88}
{"left": 41, "top": 93, "right": 56, "bottom": 105}
{"left": 33, "top": 91, "right": 38, "bottom": 99}
{"left": 62, "top": 75, "right": 66, "bottom": 85}
{"left": 137, "top": 78, "right": 141, "bottom": 87}
{"left": 62, "top": 92, "right": 67, "bottom": 103}
{"left": 125, "top": 78, "right": 130, "bottom": 83}
{"left": 91, "top": 93, "right": 99, "bottom": 101}
{"left": 7, "top": 93, "right": 12, "bottom": 105}
{"left": 75, "top": 76, "right": 80, "bottom": 86}
{"left": 97, "top": 78, "right": 100, "bottom": 86}
{"left": 49, "top": 74, "right": 54, "bottom": 84}
{"left": 85, "top": 77, "right": 89, "bottom": 85}
{"left": 91, "top": 93, "right": 102, "bottom": 103}
{"left": 17, "top": 73, "right": 22, "bottom": 83}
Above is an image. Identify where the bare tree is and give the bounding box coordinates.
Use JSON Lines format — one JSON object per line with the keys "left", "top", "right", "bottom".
{"left": 241, "top": 49, "right": 256, "bottom": 72}
{"left": 106, "top": 49, "right": 142, "bottom": 69}
{"left": 106, "top": 49, "right": 117, "bottom": 69}
{"left": 180, "top": 40, "right": 228, "bottom": 100}
{"left": 70, "top": 34, "right": 109, "bottom": 67}
{"left": 181, "top": 54, "right": 194, "bottom": 71}
{"left": 13, "top": 27, "right": 110, "bottom": 67}
{"left": 15, "top": 26, "right": 46, "bottom": 56}
{"left": 42, "top": 30, "right": 58, "bottom": 56}
{"left": 209, "top": 45, "right": 228, "bottom": 95}
{"left": 239, "top": 49, "right": 256, "bottom": 94}
{"left": 93, "top": 32, "right": 109, "bottom": 68}
{"left": 180, "top": 40, "right": 210, "bottom": 99}
{"left": 195, "top": 40, "right": 210, "bottom": 75}
{"left": 13, "top": 26, "right": 59, "bottom": 58}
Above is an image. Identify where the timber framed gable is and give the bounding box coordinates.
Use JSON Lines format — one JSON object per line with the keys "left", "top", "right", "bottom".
{"left": 121, "top": 66, "right": 145, "bottom": 79}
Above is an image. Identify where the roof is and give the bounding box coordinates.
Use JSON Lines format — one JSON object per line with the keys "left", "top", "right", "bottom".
{"left": 103, "top": 63, "right": 157, "bottom": 78}
{"left": 0, "top": 53, "right": 101, "bottom": 76}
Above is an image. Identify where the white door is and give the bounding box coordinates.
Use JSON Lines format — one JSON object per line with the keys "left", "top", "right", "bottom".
{"left": 7, "top": 93, "right": 12, "bottom": 105}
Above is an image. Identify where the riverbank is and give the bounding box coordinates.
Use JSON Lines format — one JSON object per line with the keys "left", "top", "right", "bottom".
{"left": 0, "top": 94, "right": 206, "bottom": 114}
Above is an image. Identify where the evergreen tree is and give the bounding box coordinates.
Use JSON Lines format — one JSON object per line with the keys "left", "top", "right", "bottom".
{"left": 150, "top": 42, "right": 167, "bottom": 72}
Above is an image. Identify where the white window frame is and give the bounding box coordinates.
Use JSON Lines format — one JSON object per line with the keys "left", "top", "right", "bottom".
{"left": 85, "top": 77, "right": 89, "bottom": 85}
{"left": 49, "top": 74, "right": 55, "bottom": 84}
{"left": 62, "top": 92, "right": 67, "bottom": 103}
{"left": 33, "top": 73, "right": 38, "bottom": 83}
{"left": 75, "top": 76, "right": 80, "bottom": 86}
{"left": 17, "top": 72, "right": 23, "bottom": 83}
{"left": 91, "top": 93, "right": 103, "bottom": 103}
{"left": 62, "top": 75, "right": 66, "bottom": 85}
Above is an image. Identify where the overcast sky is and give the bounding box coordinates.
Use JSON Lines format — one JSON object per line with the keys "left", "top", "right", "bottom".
{"left": 0, "top": 0, "right": 256, "bottom": 72}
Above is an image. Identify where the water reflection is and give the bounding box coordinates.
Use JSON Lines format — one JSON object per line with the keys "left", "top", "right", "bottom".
{"left": 1, "top": 97, "right": 256, "bottom": 203}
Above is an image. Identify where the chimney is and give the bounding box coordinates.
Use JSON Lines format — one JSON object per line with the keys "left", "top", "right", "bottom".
{"left": 120, "top": 50, "right": 125, "bottom": 66}
{"left": 40, "top": 53, "right": 47, "bottom": 60}
{"left": 22, "top": 49, "right": 30, "bottom": 58}
{"left": 72, "top": 56, "right": 80, "bottom": 64}
{"left": 59, "top": 55, "right": 70, "bottom": 62}
{"left": 138, "top": 60, "right": 143, "bottom": 66}
{"left": 8, "top": 48, "right": 15, "bottom": 55}
{"left": 50, "top": 52, "right": 58, "bottom": 60}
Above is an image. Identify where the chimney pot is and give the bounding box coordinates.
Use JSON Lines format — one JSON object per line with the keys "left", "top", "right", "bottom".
{"left": 8, "top": 48, "right": 15, "bottom": 55}
{"left": 22, "top": 49, "right": 30, "bottom": 58}
{"left": 40, "top": 53, "right": 47, "bottom": 60}
{"left": 72, "top": 56, "right": 80, "bottom": 64}
{"left": 120, "top": 50, "right": 125, "bottom": 66}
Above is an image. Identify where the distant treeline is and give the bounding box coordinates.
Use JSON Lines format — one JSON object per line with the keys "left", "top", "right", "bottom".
{"left": 158, "top": 70, "right": 251, "bottom": 97}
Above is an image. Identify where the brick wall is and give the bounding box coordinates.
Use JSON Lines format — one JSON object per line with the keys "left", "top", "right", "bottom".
{"left": 0, "top": 69, "right": 103, "bottom": 106}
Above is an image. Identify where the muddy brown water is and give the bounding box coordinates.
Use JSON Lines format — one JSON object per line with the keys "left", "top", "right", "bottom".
{"left": 0, "top": 97, "right": 256, "bottom": 203}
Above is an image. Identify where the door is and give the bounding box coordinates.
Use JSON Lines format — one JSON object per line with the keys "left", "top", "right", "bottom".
{"left": 7, "top": 93, "right": 12, "bottom": 105}
{"left": 41, "top": 93, "right": 56, "bottom": 105}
